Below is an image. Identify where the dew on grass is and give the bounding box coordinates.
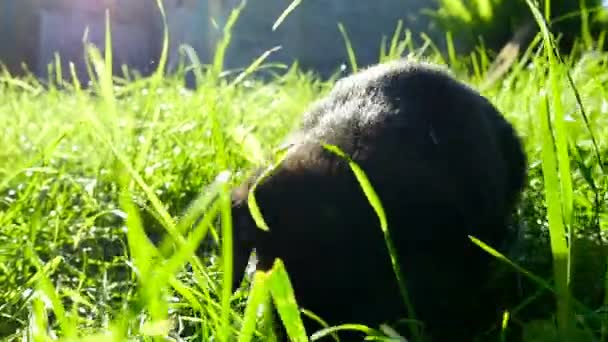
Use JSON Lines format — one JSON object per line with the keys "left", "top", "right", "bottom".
{"left": 564, "top": 113, "right": 576, "bottom": 122}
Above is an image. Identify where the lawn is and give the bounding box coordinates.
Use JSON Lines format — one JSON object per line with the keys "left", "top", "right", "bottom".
{"left": 1, "top": 4, "right": 608, "bottom": 342}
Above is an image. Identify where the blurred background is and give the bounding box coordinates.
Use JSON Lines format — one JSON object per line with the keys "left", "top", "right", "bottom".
{"left": 1, "top": 0, "right": 608, "bottom": 84}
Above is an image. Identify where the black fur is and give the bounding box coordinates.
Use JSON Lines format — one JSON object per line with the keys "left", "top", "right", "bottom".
{"left": 229, "top": 60, "right": 527, "bottom": 341}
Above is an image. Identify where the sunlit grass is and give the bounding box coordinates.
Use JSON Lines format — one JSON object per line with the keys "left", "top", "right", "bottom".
{"left": 1, "top": 0, "right": 608, "bottom": 341}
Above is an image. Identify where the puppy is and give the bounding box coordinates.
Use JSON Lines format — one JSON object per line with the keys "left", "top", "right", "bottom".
{"left": 228, "top": 59, "right": 527, "bottom": 341}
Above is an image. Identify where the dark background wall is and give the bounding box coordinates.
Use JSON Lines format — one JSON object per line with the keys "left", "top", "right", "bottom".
{"left": 0, "top": 0, "right": 443, "bottom": 81}
{"left": 224, "top": 0, "right": 437, "bottom": 76}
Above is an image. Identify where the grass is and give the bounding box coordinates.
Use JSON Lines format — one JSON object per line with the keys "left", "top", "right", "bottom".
{"left": 1, "top": 1, "right": 608, "bottom": 341}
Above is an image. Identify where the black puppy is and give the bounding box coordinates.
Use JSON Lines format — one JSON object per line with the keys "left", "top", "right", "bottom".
{"left": 229, "top": 60, "right": 527, "bottom": 341}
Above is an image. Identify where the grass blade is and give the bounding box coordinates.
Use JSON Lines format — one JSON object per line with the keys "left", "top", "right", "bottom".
{"left": 321, "top": 143, "right": 420, "bottom": 341}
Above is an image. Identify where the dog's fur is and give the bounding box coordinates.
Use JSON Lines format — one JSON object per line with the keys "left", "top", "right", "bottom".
{"left": 229, "top": 60, "right": 527, "bottom": 341}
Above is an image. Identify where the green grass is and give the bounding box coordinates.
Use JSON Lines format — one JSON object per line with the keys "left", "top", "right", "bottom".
{"left": 1, "top": 1, "right": 608, "bottom": 341}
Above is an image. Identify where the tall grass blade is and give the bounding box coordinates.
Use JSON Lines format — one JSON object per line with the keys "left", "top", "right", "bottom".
{"left": 267, "top": 259, "right": 308, "bottom": 342}
{"left": 212, "top": 0, "right": 247, "bottom": 80}
{"left": 273, "top": 0, "right": 303, "bottom": 31}
{"left": 321, "top": 143, "right": 420, "bottom": 341}
{"left": 154, "top": 0, "right": 170, "bottom": 79}
{"left": 247, "top": 148, "right": 291, "bottom": 232}
{"left": 525, "top": 1, "right": 574, "bottom": 338}
{"left": 537, "top": 91, "right": 572, "bottom": 337}
{"left": 104, "top": 10, "right": 113, "bottom": 87}
{"left": 219, "top": 177, "right": 235, "bottom": 342}
{"left": 230, "top": 46, "right": 282, "bottom": 87}
{"left": 238, "top": 271, "right": 271, "bottom": 342}
{"left": 338, "top": 23, "right": 358, "bottom": 73}
{"left": 475, "top": 0, "right": 493, "bottom": 22}
{"left": 580, "top": 0, "right": 593, "bottom": 49}
{"left": 441, "top": 0, "right": 473, "bottom": 23}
